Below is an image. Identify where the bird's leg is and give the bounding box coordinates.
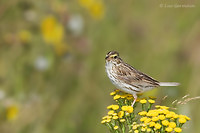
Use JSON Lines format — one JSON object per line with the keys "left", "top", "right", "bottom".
{"left": 131, "top": 94, "right": 137, "bottom": 107}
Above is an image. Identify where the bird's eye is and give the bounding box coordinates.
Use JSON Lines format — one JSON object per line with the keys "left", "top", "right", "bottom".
{"left": 113, "top": 56, "right": 117, "bottom": 59}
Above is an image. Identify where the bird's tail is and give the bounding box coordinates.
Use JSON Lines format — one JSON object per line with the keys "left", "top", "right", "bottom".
{"left": 159, "top": 82, "right": 180, "bottom": 86}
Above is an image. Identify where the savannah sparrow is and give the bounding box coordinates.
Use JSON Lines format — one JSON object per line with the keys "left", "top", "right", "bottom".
{"left": 105, "top": 51, "right": 179, "bottom": 106}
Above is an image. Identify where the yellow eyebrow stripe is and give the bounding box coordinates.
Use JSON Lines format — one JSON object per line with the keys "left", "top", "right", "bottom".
{"left": 110, "top": 54, "right": 118, "bottom": 58}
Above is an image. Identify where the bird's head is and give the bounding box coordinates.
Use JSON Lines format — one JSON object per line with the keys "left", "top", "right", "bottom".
{"left": 105, "top": 51, "right": 122, "bottom": 63}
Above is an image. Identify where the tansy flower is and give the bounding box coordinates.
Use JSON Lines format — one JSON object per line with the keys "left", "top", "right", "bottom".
{"left": 148, "top": 99, "right": 155, "bottom": 104}
{"left": 120, "top": 119, "right": 125, "bottom": 122}
{"left": 106, "top": 119, "right": 111, "bottom": 123}
{"left": 141, "top": 127, "right": 146, "bottom": 131}
{"left": 134, "top": 130, "right": 139, "bottom": 133}
{"left": 159, "top": 106, "right": 169, "bottom": 110}
{"left": 165, "top": 127, "right": 173, "bottom": 132}
{"left": 140, "top": 99, "right": 147, "bottom": 104}
{"left": 107, "top": 105, "right": 113, "bottom": 109}
{"left": 118, "top": 111, "right": 124, "bottom": 118}
{"left": 132, "top": 125, "right": 138, "bottom": 130}
{"left": 107, "top": 110, "right": 114, "bottom": 115}
{"left": 154, "top": 123, "right": 161, "bottom": 129}
{"left": 174, "top": 127, "right": 182, "bottom": 132}
{"left": 121, "top": 106, "right": 134, "bottom": 113}
{"left": 140, "top": 117, "right": 148, "bottom": 122}
{"left": 179, "top": 117, "right": 186, "bottom": 123}
{"left": 114, "top": 126, "right": 119, "bottom": 130}
{"left": 101, "top": 120, "right": 106, "bottom": 124}
{"left": 152, "top": 116, "right": 159, "bottom": 122}
{"left": 144, "top": 118, "right": 151, "bottom": 123}
{"left": 112, "top": 113, "right": 117, "bottom": 116}
{"left": 173, "top": 114, "right": 179, "bottom": 119}
{"left": 149, "top": 121, "right": 155, "bottom": 127}
{"left": 112, "top": 116, "right": 118, "bottom": 120}
{"left": 147, "top": 128, "right": 151, "bottom": 132}
{"left": 110, "top": 91, "right": 116, "bottom": 96}
{"left": 168, "top": 122, "right": 176, "bottom": 128}
{"left": 158, "top": 115, "right": 165, "bottom": 120}
{"left": 113, "top": 95, "right": 121, "bottom": 100}
{"left": 138, "top": 111, "right": 147, "bottom": 116}
{"left": 112, "top": 105, "right": 119, "bottom": 110}
{"left": 162, "top": 120, "right": 169, "bottom": 126}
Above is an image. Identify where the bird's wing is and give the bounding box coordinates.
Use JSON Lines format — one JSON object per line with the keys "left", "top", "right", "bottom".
{"left": 115, "top": 63, "right": 160, "bottom": 88}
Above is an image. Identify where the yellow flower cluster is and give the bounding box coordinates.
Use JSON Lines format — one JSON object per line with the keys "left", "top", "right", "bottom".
{"left": 101, "top": 90, "right": 191, "bottom": 133}
{"left": 136, "top": 105, "right": 190, "bottom": 132}
{"left": 78, "top": 0, "right": 105, "bottom": 19}
{"left": 41, "top": 15, "right": 68, "bottom": 56}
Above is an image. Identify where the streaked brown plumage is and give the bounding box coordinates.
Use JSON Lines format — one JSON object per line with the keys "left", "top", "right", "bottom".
{"left": 105, "top": 51, "right": 179, "bottom": 106}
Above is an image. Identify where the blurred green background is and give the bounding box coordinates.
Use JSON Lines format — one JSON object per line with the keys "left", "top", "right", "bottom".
{"left": 0, "top": 0, "right": 200, "bottom": 133}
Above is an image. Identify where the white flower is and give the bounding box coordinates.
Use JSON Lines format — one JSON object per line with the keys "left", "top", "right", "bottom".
{"left": 34, "top": 56, "right": 49, "bottom": 71}
{"left": 67, "top": 14, "right": 84, "bottom": 36}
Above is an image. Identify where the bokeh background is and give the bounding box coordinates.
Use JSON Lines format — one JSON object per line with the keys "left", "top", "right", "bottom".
{"left": 0, "top": 0, "right": 200, "bottom": 133}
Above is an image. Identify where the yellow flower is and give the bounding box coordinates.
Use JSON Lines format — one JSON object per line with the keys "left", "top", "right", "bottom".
{"left": 154, "top": 123, "right": 161, "bottom": 129}
{"left": 106, "top": 119, "right": 111, "bottom": 123}
{"left": 152, "top": 116, "right": 159, "bottom": 122}
{"left": 149, "top": 121, "right": 155, "bottom": 127}
{"left": 18, "top": 30, "right": 31, "bottom": 43}
{"left": 140, "top": 117, "right": 148, "bottom": 122}
{"left": 110, "top": 91, "right": 116, "bottom": 96}
{"left": 113, "top": 95, "right": 121, "bottom": 100}
{"left": 179, "top": 117, "right": 186, "bottom": 123}
{"left": 185, "top": 115, "right": 191, "bottom": 121}
{"left": 134, "top": 130, "right": 139, "bottom": 133}
{"left": 107, "top": 105, "right": 113, "bottom": 109}
{"left": 112, "top": 105, "right": 119, "bottom": 110}
{"left": 138, "top": 111, "right": 147, "bottom": 116}
{"left": 118, "top": 111, "right": 124, "bottom": 118}
{"left": 112, "top": 113, "right": 117, "bottom": 116}
{"left": 102, "top": 115, "right": 112, "bottom": 119}
{"left": 158, "top": 115, "right": 165, "bottom": 120}
{"left": 162, "top": 120, "right": 169, "bottom": 126}
{"left": 6, "top": 105, "right": 19, "bottom": 120}
{"left": 41, "top": 15, "right": 64, "bottom": 44}
{"left": 132, "top": 125, "right": 138, "bottom": 130}
{"left": 108, "top": 110, "right": 114, "bottom": 115}
{"left": 166, "top": 113, "right": 173, "bottom": 118}
{"left": 148, "top": 99, "right": 155, "bottom": 104}
{"left": 144, "top": 118, "right": 151, "bottom": 123}
{"left": 159, "top": 106, "right": 169, "bottom": 110}
{"left": 127, "top": 106, "right": 134, "bottom": 113}
{"left": 140, "top": 99, "right": 147, "bottom": 104}
{"left": 147, "top": 128, "right": 151, "bottom": 132}
{"left": 112, "top": 115, "right": 118, "bottom": 120}
{"left": 114, "top": 126, "right": 119, "bottom": 130}
{"left": 101, "top": 120, "right": 106, "bottom": 124}
{"left": 168, "top": 122, "right": 176, "bottom": 128}
{"left": 141, "top": 127, "right": 146, "bottom": 131}
{"left": 155, "top": 105, "right": 161, "bottom": 108}
{"left": 79, "top": 0, "right": 94, "bottom": 8}
{"left": 165, "top": 127, "right": 173, "bottom": 132}
{"left": 120, "top": 119, "right": 125, "bottom": 122}
{"left": 162, "top": 109, "right": 170, "bottom": 115}
{"left": 121, "top": 106, "right": 133, "bottom": 113}
{"left": 173, "top": 114, "right": 179, "bottom": 119}
{"left": 174, "top": 127, "right": 182, "bottom": 132}
{"left": 89, "top": 1, "right": 105, "bottom": 19}
{"left": 146, "top": 110, "right": 158, "bottom": 117}
{"left": 179, "top": 114, "right": 190, "bottom": 120}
